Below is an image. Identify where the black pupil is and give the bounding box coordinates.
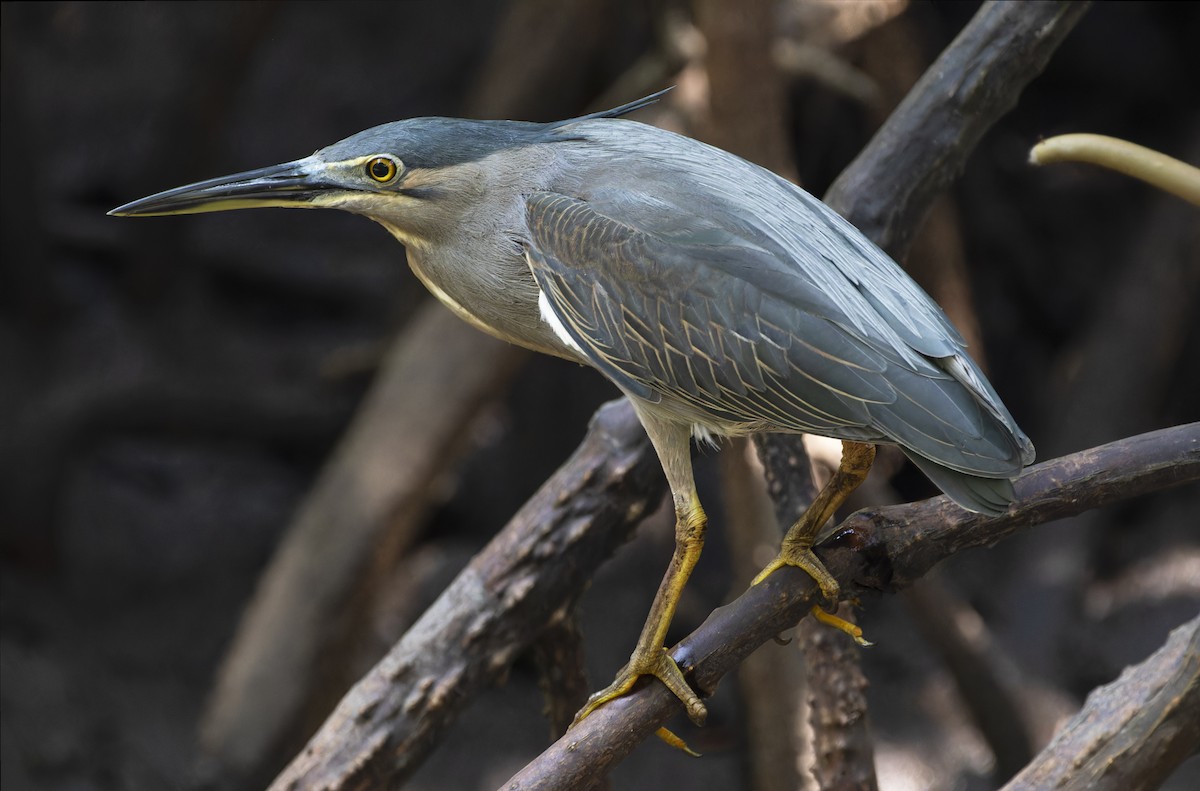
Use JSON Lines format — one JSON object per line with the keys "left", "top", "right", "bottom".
{"left": 371, "top": 159, "right": 392, "bottom": 180}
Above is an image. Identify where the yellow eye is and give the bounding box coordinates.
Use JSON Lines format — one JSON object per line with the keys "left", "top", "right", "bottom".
{"left": 366, "top": 156, "right": 399, "bottom": 183}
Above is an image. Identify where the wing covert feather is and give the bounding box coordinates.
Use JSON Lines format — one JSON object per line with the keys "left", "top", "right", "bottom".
{"left": 524, "top": 191, "right": 1025, "bottom": 476}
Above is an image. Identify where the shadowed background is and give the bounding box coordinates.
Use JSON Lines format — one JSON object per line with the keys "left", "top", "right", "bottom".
{"left": 1, "top": 2, "right": 1197, "bottom": 790}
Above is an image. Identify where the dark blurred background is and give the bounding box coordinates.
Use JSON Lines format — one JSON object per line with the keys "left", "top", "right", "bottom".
{"left": 1, "top": 2, "right": 1197, "bottom": 790}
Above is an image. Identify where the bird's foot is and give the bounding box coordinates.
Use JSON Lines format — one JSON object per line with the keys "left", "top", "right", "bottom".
{"left": 752, "top": 546, "right": 871, "bottom": 646}
{"left": 751, "top": 545, "right": 840, "bottom": 601}
{"left": 572, "top": 645, "right": 707, "bottom": 728}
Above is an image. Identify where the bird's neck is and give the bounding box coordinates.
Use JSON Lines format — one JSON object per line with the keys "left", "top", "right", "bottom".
{"left": 396, "top": 234, "right": 580, "bottom": 362}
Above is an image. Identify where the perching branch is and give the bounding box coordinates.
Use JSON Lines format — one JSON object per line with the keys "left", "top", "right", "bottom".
{"left": 269, "top": 411, "right": 1196, "bottom": 791}
{"left": 500, "top": 423, "right": 1200, "bottom": 790}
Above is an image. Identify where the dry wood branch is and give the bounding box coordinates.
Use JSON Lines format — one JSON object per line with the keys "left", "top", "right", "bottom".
{"left": 255, "top": 412, "right": 1199, "bottom": 791}
{"left": 499, "top": 423, "right": 1199, "bottom": 789}
{"left": 268, "top": 400, "right": 663, "bottom": 791}
{"left": 825, "top": 0, "right": 1092, "bottom": 260}
{"left": 200, "top": 303, "right": 526, "bottom": 780}
{"left": 1002, "top": 615, "right": 1200, "bottom": 791}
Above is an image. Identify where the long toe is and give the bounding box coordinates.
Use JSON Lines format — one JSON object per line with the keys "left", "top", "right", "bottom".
{"left": 573, "top": 647, "right": 707, "bottom": 727}
{"left": 752, "top": 547, "right": 841, "bottom": 603}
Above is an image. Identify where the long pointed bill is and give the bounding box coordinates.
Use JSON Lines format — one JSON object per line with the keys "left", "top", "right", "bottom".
{"left": 109, "top": 157, "right": 331, "bottom": 217}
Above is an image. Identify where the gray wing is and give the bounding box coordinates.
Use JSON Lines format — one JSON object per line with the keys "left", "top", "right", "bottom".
{"left": 524, "top": 191, "right": 1029, "bottom": 499}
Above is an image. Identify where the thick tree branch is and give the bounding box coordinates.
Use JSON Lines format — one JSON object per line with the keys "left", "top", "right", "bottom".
{"left": 267, "top": 400, "right": 663, "bottom": 791}
{"left": 1002, "top": 616, "right": 1200, "bottom": 791}
{"left": 200, "top": 303, "right": 526, "bottom": 780}
{"left": 500, "top": 423, "right": 1200, "bottom": 789}
{"left": 824, "top": 0, "right": 1092, "bottom": 259}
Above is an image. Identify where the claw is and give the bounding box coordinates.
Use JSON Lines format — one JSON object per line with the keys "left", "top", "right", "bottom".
{"left": 655, "top": 727, "right": 701, "bottom": 756}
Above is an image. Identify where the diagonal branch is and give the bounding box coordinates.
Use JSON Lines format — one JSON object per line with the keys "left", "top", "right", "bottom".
{"left": 500, "top": 423, "right": 1200, "bottom": 789}
{"left": 266, "top": 400, "right": 662, "bottom": 791}
{"left": 1001, "top": 615, "right": 1200, "bottom": 791}
{"left": 824, "top": 0, "right": 1093, "bottom": 258}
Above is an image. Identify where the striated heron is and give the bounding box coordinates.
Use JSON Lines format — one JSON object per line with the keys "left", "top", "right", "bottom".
{"left": 111, "top": 91, "right": 1034, "bottom": 728}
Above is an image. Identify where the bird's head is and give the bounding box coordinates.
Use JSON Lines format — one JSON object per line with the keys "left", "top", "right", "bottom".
{"left": 109, "top": 117, "right": 569, "bottom": 249}
{"left": 109, "top": 92, "right": 670, "bottom": 240}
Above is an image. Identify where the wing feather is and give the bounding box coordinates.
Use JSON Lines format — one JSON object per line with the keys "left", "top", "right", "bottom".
{"left": 524, "top": 189, "right": 1027, "bottom": 479}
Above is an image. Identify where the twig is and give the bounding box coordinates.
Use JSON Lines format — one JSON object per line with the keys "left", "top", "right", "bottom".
{"left": 1030, "top": 134, "right": 1200, "bottom": 206}
{"left": 499, "top": 423, "right": 1200, "bottom": 789}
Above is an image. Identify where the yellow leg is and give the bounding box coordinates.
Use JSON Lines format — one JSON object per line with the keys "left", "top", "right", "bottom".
{"left": 752, "top": 440, "right": 876, "bottom": 603}
{"left": 573, "top": 492, "right": 709, "bottom": 727}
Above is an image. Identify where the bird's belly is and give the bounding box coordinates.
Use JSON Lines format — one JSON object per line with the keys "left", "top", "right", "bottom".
{"left": 637, "top": 389, "right": 881, "bottom": 448}
{"left": 634, "top": 393, "right": 768, "bottom": 439}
